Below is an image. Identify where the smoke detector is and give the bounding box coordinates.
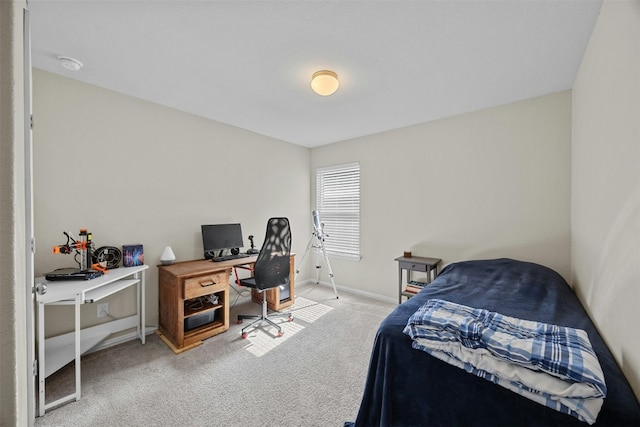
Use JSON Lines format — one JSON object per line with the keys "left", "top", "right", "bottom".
{"left": 57, "top": 56, "right": 83, "bottom": 71}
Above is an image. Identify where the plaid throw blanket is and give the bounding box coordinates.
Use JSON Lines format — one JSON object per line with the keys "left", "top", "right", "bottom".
{"left": 403, "top": 299, "right": 607, "bottom": 424}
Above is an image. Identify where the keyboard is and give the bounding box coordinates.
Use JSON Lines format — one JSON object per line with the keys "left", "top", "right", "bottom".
{"left": 211, "top": 253, "right": 251, "bottom": 262}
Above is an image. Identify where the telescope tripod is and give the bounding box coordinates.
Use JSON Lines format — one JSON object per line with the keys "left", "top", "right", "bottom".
{"left": 296, "top": 231, "right": 339, "bottom": 299}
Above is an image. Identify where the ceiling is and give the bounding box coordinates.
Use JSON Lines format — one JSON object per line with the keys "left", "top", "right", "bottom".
{"left": 29, "top": 0, "right": 603, "bottom": 148}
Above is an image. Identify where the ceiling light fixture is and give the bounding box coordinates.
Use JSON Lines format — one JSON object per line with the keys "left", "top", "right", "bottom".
{"left": 57, "top": 56, "right": 83, "bottom": 72}
{"left": 311, "top": 70, "right": 339, "bottom": 96}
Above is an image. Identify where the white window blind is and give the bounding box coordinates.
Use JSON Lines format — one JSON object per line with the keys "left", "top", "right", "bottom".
{"left": 315, "top": 162, "right": 360, "bottom": 260}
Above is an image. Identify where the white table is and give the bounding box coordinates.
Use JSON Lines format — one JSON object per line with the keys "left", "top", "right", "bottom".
{"left": 35, "top": 265, "right": 148, "bottom": 416}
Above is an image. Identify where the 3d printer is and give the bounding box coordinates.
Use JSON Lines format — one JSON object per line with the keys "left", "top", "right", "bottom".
{"left": 45, "top": 229, "right": 105, "bottom": 281}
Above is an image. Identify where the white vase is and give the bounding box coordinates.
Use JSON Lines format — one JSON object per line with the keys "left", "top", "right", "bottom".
{"left": 160, "top": 246, "right": 176, "bottom": 265}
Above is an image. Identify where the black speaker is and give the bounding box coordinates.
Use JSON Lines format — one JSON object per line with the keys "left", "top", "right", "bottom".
{"left": 184, "top": 311, "right": 215, "bottom": 331}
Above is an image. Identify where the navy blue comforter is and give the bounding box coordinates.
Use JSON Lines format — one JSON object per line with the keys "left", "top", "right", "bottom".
{"left": 349, "top": 258, "right": 640, "bottom": 426}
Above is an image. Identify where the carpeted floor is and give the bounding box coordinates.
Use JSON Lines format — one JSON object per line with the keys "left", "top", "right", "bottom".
{"left": 35, "top": 284, "right": 395, "bottom": 427}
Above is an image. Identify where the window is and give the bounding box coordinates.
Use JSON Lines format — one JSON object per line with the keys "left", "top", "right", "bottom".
{"left": 315, "top": 162, "right": 360, "bottom": 260}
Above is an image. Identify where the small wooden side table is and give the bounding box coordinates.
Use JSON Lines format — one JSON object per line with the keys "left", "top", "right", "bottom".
{"left": 395, "top": 255, "right": 441, "bottom": 303}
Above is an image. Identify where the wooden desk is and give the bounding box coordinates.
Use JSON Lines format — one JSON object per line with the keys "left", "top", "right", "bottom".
{"left": 35, "top": 265, "right": 148, "bottom": 415}
{"left": 157, "top": 255, "right": 295, "bottom": 352}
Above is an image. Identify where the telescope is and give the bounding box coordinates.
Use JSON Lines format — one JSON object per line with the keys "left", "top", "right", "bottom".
{"left": 295, "top": 210, "right": 338, "bottom": 299}
{"left": 312, "top": 210, "right": 324, "bottom": 240}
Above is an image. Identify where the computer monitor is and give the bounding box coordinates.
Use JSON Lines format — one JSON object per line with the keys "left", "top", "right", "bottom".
{"left": 201, "top": 223, "right": 244, "bottom": 259}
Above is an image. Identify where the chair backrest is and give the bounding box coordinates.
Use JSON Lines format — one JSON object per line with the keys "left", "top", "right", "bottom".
{"left": 253, "top": 218, "right": 292, "bottom": 290}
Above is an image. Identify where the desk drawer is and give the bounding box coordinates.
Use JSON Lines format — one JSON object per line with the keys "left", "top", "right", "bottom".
{"left": 398, "top": 261, "right": 429, "bottom": 272}
{"left": 184, "top": 272, "right": 227, "bottom": 299}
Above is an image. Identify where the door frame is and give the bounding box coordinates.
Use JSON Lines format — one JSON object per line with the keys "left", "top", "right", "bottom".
{"left": 24, "top": 6, "right": 36, "bottom": 425}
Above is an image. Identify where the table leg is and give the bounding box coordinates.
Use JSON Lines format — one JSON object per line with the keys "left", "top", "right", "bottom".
{"left": 141, "top": 270, "right": 146, "bottom": 344}
{"left": 398, "top": 266, "right": 403, "bottom": 304}
{"left": 37, "top": 301, "right": 45, "bottom": 416}
{"left": 75, "top": 293, "right": 81, "bottom": 401}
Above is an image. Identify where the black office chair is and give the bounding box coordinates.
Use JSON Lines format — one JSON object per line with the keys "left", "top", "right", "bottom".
{"left": 236, "top": 217, "right": 293, "bottom": 338}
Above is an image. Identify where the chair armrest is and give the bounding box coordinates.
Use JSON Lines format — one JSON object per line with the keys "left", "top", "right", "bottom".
{"left": 233, "top": 265, "right": 254, "bottom": 287}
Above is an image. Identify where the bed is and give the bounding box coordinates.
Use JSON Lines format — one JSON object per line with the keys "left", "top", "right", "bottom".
{"left": 347, "top": 258, "right": 640, "bottom": 426}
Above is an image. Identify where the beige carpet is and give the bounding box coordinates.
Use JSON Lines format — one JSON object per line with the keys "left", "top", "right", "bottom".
{"left": 35, "top": 284, "right": 395, "bottom": 427}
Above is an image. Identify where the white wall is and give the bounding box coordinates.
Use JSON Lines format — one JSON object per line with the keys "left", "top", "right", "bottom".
{"left": 33, "top": 70, "right": 311, "bottom": 336}
{"left": 572, "top": 0, "right": 640, "bottom": 397}
{"left": 0, "top": 0, "right": 28, "bottom": 425}
{"left": 311, "top": 91, "right": 572, "bottom": 300}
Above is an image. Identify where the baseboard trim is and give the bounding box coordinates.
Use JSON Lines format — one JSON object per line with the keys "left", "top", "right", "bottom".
{"left": 296, "top": 279, "right": 396, "bottom": 304}
{"left": 88, "top": 326, "right": 158, "bottom": 354}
